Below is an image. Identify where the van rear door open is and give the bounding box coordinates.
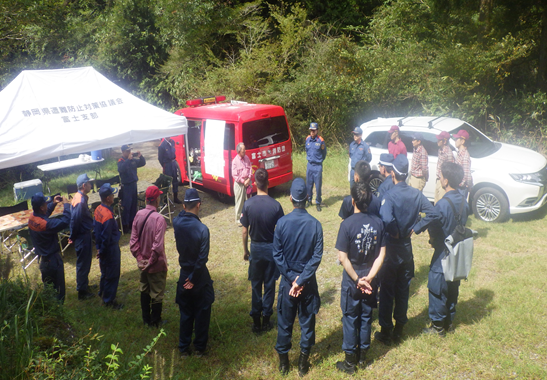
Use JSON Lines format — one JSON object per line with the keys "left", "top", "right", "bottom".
{"left": 174, "top": 101, "right": 292, "bottom": 197}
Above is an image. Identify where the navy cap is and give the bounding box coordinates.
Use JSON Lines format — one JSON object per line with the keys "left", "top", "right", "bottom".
{"left": 99, "top": 183, "right": 118, "bottom": 198}
{"left": 411, "top": 132, "right": 423, "bottom": 141}
{"left": 184, "top": 188, "right": 201, "bottom": 202}
{"left": 121, "top": 144, "right": 132, "bottom": 152}
{"left": 352, "top": 126, "right": 363, "bottom": 135}
{"left": 290, "top": 178, "right": 307, "bottom": 202}
{"left": 31, "top": 192, "right": 52, "bottom": 209}
{"left": 392, "top": 155, "right": 409, "bottom": 176}
{"left": 309, "top": 122, "right": 318, "bottom": 130}
{"left": 76, "top": 173, "right": 90, "bottom": 188}
{"left": 379, "top": 153, "right": 394, "bottom": 166}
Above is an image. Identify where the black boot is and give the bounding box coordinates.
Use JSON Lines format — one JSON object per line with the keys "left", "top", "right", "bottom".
{"left": 336, "top": 352, "right": 357, "bottom": 374}
{"left": 173, "top": 192, "right": 182, "bottom": 204}
{"left": 278, "top": 353, "right": 290, "bottom": 375}
{"left": 423, "top": 321, "right": 446, "bottom": 337}
{"left": 298, "top": 351, "right": 310, "bottom": 377}
{"left": 150, "top": 302, "right": 164, "bottom": 327}
{"left": 262, "top": 315, "right": 273, "bottom": 332}
{"left": 358, "top": 348, "right": 367, "bottom": 367}
{"left": 252, "top": 315, "right": 262, "bottom": 334}
{"left": 392, "top": 323, "right": 404, "bottom": 344}
{"left": 374, "top": 326, "right": 392, "bottom": 345}
{"left": 141, "top": 293, "right": 151, "bottom": 326}
{"left": 444, "top": 318, "right": 454, "bottom": 334}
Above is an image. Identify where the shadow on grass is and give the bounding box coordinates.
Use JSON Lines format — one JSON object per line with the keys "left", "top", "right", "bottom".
{"left": 510, "top": 204, "right": 547, "bottom": 223}
{"left": 320, "top": 286, "right": 337, "bottom": 306}
{"left": 321, "top": 194, "right": 345, "bottom": 208}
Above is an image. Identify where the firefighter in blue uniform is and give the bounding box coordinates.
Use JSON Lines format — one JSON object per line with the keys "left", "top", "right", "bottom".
{"left": 335, "top": 182, "right": 387, "bottom": 374}
{"left": 70, "top": 173, "right": 95, "bottom": 300}
{"left": 94, "top": 183, "right": 123, "bottom": 309}
{"left": 305, "top": 122, "right": 327, "bottom": 212}
{"left": 377, "top": 153, "right": 394, "bottom": 199}
{"left": 158, "top": 137, "right": 182, "bottom": 204}
{"left": 339, "top": 161, "right": 381, "bottom": 220}
{"left": 377, "top": 155, "right": 440, "bottom": 345}
{"left": 28, "top": 193, "right": 71, "bottom": 302}
{"left": 349, "top": 127, "right": 372, "bottom": 189}
{"left": 423, "top": 162, "right": 468, "bottom": 336}
{"left": 173, "top": 188, "right": 215, "bottom": 356}
{"left": 273, "top": 178, "right": 323, "bottom": 376}
{"left": 118, "top": 144, "right": 146, "bottom": 233}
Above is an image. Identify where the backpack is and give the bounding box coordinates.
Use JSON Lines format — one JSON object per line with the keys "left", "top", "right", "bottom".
{"left": 441, "top": 196, "right": 477, "bottom": 282}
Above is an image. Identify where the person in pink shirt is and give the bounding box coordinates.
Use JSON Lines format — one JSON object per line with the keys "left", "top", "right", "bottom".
{"left": 130, "top": 186, "right": 168, "bottom": 327}
{"left": 387, "top": 125, "right": 407, "bottom": 158}
{"left": 231, "top": 142, "right": 252, "bottom": 225}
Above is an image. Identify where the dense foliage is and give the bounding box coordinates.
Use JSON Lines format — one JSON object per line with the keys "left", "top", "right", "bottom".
{"left": 1, "top": 0, "right": 547, "bottom": 149}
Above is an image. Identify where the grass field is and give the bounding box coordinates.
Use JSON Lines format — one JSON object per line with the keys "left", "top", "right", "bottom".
{"left": 3, "top": 148, "right": 547, "bottom": 379}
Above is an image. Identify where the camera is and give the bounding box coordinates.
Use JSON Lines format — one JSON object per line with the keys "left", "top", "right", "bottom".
{"left": 132, "top": 152, "right": 139, "bottom": 157}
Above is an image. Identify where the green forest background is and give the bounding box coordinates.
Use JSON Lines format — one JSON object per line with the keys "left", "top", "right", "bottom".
{"left": 2, "top": 0, "right": 547, "bottom": 149}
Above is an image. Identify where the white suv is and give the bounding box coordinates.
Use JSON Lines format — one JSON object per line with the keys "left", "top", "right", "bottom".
{"left": 360, "top": 116, "right": 547, "bottom": 222}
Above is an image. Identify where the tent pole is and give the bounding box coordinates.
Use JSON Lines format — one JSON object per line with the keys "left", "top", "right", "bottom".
{"left": 184, "top": 133, "right": 192, "bottom": 188}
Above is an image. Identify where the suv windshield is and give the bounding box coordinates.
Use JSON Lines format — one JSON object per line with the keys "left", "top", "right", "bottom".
{"left": 242, "top": 116, "right": 290, "bottom": 149}
{"left": 450, "top": 123, "right": 500, "bottom": 158}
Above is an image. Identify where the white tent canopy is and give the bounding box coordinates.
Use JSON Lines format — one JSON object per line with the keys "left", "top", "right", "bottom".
{"left": 0, "top": 67, "right": 187, "bottom": 169}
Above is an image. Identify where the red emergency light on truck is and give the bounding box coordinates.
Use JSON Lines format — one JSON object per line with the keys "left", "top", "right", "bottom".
{"left": 171, "top": 97, "right": 293, "bottom": 197}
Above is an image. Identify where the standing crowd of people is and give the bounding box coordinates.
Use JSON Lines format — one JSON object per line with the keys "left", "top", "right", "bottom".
{"left": 27, "top": 125, "right": 473, "bottom": 376}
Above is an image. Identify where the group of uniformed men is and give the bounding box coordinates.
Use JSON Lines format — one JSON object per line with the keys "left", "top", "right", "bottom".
{"left": 27, "top": 129, "right": 473, "bottom": 376}
{"left": 235, "top": 122, "right": 472, "bottom": 376}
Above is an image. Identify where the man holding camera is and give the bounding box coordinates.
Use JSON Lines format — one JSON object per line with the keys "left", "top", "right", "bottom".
{"left": 118, "top": 144, "right": 146, "bottom": 233}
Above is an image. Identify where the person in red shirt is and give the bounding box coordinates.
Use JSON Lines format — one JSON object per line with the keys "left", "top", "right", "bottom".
{"left": 130, "top": 186, "right": 168, "bottom": 327}
{"left": 231, "top": 142, "right": 252, "bottom": 225}
{"left": 387, "top": 125, "right": 407, "bottom": 158}
{"left": 453, "top": 130, "right": 473, "bottom": 196}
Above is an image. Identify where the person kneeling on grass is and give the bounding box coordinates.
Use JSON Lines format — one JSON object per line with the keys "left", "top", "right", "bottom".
{"left": 335, "top": 182, "right": 386, "bottom": 374}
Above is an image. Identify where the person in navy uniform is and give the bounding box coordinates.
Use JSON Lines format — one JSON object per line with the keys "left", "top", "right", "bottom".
{"left": 377, "top": 153, "right": 394, "bottom": 199}
{"left": 376, "top": 155, "right": 440, "bottom": 345}
{"left": 28, "top": 193, "right": 71, "bottom": 302}
{"left": 349, "top": 127, "right": 372, "bottom": 189}
{"left": 335, "top": 182, "right": 387, "bottom": 374}
{"left": 94, "top": 183, "right": 123, "bottom": 309}
{"left": 70, "top": 173, "right": 95, "bottom": 300}
{"left": 423, "top": 162, "right": 468, "bottom": 336}
{"left": 273, "top": 178, "right": 323, "bottom": 376}
{"left": 173, "top": 188, "right": 214, "bottom": 357}
{"left": 339, "top": 161, "right": 381, "bottom": 220}
{"left": 158, "top": 137, "right": 182, "bottom": 204}
{"left": 118, "top": 144, "right": 146, "bottom": 233}
{"left": 241, "top": 168, "right": 284, "bottom": 333}
{"left": 305, "top": 122, "right": 327, "bottom": 211}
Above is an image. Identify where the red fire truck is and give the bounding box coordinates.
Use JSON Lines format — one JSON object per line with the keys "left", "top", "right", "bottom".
{"left": 171, "top": 96, "right": 293, "bottom": 198}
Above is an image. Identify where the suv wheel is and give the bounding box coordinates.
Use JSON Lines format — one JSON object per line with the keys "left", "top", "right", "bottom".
{"left": 368, "top": 172, "right": 383, "bottom": 197}
{"left": 472, "top": 187, "right": 509, "bottom": 223}
{"left": 175, "top": 162, "right": 183, "bottom": 185}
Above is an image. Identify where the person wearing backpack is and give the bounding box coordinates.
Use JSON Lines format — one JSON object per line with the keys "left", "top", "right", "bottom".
{"left": 423, "top": 162, "right": 468, "bottom": 336}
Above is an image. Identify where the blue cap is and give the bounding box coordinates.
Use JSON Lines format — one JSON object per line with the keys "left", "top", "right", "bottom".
{"left": 352, "top": 126, "right": 363, "bottom": 135}
{"left": 309, "top": 122, "right": 318, "bottom": 130}
{"left": 290, "top": 178, "right": 307, "bottom": 202}
{"left": 184, "top": 188, "right": 201, "bottom": 202}
{"left": 76, "top": 173, "right": 90, "bottom": 188}
{"left": 411, "top": 132, "right": 423, "bottom": 141}
{"left": 121, "top": 144, "right": 132, "bottom": 152}
{"left": 392, "top": 155, "right": 409, "bottom": 176}
{"left": 99, "top": 183, "right": 117, "bottom": 198}
{"left": 31, "top": 192, "right": 52, "bottom": 209}
{"left": 379, "top": 153, "right": 394, "bottom": 167}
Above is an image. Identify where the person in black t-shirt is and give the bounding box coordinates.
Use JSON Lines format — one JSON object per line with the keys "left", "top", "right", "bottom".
{"left": 339, "top": 161, "right": 381, "bottom": 220}
{"left": 335, "top": 182, "right": 387, "bottom": 374}
{"left": 241, "top": 168, "right": 285, "bottom": 333}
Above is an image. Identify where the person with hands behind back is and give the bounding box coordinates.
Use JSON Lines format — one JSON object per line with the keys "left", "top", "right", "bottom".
{"left": 335, "top": 182, "right": 387, "bottom": 374}
{"left": 272, "top": 178, "right": 323, "bottom": 377}
{"left": 172, "top": 188, "right": 214, "bottom": 357}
